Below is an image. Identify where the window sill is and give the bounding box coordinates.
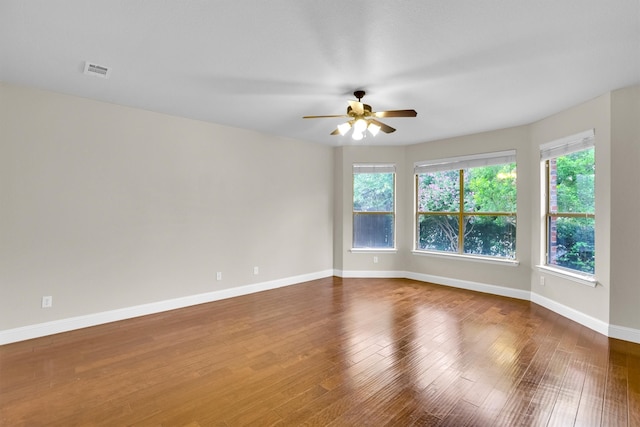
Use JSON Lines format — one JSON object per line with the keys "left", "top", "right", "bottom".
{"left": 350, "top": 248, "right": 397, "bottom": 253}
{"left": 536, "top": 265, "right": 597, "bottom": 287}
{"left": 412, "top": 250, "right": 519, "bottom": 266}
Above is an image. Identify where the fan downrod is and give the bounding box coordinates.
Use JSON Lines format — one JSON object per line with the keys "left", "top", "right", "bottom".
{"left": 354, "top": 90, "right": 366, "bottom": 101}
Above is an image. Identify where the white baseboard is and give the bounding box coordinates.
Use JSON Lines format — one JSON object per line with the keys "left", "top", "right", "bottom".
{"left": 609, "top": 324, "right": 640, "bottom": 343}
{"left": 530, "top": 292, "right": 610, "bottom": 336}
{"left": 404, "top": 271, "right": 531, "bottom": 301}
{"left": 336, "top": 269, "right": 406, "bottom": 279}
{"left": 0, "top": 270, "right": 334, "bottom": 345}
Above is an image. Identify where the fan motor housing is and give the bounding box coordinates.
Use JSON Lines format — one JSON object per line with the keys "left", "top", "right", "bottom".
{"left": 347, "top": 104, "right": 372, "bottom": 116}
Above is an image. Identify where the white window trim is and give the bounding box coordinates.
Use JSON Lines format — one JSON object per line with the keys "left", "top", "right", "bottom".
{"left": 353, "top": 163, "right": 396, "bottom": 174}
{"left": 536, "top": 265, "right": 597, "bottom": 288}
{"left": 540, "top": 129, "right": 596, "bottom": 280}
{"left": 350, "top": 248, "right": 398, "bottom": 253}
{"left": 352, "top": 163, "right": 396, "bottom": 250}
{"left": 415, "top": 150, "right": 516, "bottom": 174}
{"left": 412, "top": 250, "right": 519, "bottom": 266}
{"left": 414, "top": 149, "right": 518, "bottom": 261}
{"left": 540, "top": 129, "right": 594, "bottom": 160}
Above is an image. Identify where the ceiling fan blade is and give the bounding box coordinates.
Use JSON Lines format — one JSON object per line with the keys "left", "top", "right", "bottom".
{"left": 302, "top": 114, "right": 349, "bottom": 119}
{"left": 330, "top": 128, "right": 341, "bottom": 135}
{"left": 348, "top": 100, "right": 364, "bottom": 116}
{"left": 370, "top": 119, "right": 396, "bottom": 134}
{"left": 374, "top": 109, "right": 418, "bottom": 118}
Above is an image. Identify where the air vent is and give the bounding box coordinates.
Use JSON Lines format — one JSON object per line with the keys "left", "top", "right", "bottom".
{"left": 83, "top": 61, "right": 111, "bottom": 79}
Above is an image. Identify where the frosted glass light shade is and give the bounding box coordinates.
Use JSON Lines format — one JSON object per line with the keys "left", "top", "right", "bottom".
{"left": 367, "top": 122, "right": 381, "bottom": 136}
{"left": 337, "top": 122, "right": 351, "bottom": 135}
{"left": 353, "top": 119, "right": 368, "bottom": 133}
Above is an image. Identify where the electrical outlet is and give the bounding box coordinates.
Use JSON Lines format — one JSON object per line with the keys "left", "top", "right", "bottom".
{"left": 253, "top": 266, "right": 259, "bottom": 275}
{"left": 216, "top": 272, "right": 222, "bottom": 281}
{"left": 41, "top": 296, "right": 53, "bottom": 308}
{"left": 373, "top": 256, "right": 379, "bottom": 264}
{"left": 539, "top": 276, "right": 545, "bottom": 286}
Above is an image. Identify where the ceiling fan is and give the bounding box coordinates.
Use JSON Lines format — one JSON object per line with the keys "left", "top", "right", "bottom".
{"left": 303, "top": 90, "right": 417, "bottom": 140}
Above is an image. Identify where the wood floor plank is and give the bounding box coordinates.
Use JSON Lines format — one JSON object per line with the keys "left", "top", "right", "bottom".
{"left": 520, "top": 348, "right": 572, "bottom": 425}
{"left": 628, "top": 349, "right": 640, "bottom": 427}
{"left": 1, "top": 277, "right": 639, "bottom": 426}
{"left": 546, "top": 351, "right": 588, "bottom": 427}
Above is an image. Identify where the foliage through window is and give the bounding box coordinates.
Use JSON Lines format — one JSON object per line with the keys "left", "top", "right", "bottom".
{"left": 415, "top": 151, "right": 517, "bottom": 259}
{"left": 353, "top": 164, "right": 395, "bottom": 249}
{"left": 542, "top": 130, "right": 595, "bottom": 275}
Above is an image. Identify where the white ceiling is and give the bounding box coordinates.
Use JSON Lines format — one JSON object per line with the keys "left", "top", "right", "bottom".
{"left": 1, "top": 1, "right": 639, "bottom": 146}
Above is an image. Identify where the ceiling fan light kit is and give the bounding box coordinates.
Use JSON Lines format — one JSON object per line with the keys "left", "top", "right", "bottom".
{"left": 303, "top": 91, "right": 417, "bottom": 141}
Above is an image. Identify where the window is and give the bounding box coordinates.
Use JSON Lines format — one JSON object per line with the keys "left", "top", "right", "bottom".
{"left": 415, "top": 151, "right": 517, "bottom": 259}
{"left": 541, "top": 130, "right": 595, "bottom": 275}
{"left": 353, "top": 164, "right": 395, "bottom": 249}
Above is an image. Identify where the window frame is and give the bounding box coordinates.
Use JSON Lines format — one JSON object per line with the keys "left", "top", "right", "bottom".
{"left": 351, "top": 164, "right": 396, "bottom": 250}
{"left": 413, "top": 150, "right": 517, "bottom": 261}
{"left": 541, "top": 130, "right": 595, "bottom": 278}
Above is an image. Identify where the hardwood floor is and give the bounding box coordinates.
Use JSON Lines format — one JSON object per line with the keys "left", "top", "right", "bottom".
{"left": 1, "top": 277, "right": 639, "bottom": 426}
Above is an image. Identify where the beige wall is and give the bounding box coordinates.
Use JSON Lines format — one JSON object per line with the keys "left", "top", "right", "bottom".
{"left": 332, "top": 148, "right": 345, "bottom": 271}
{"left": 0, "top": 83, "right": 334, "bottom": 330}
{"left": 610, "top": 84, "right": 640, "bottom": 330}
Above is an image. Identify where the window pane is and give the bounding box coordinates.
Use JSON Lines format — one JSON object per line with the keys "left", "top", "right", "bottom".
{"left": 548, "top": 216, "right": 595, "bottom": 274}
{"left": 417, "top": 214, "right": 459, "bottom": 253}
{"left": 353, "top": 173, "right": 394, "bottom": 212}
{"left": 353, "top": 213, "right": 394, "bottom": 248}
{"left": 550, "top": 148, "right": 595, "bottom": 214}
{"left": 463, "top": 215, "right": 516, "bottom": 258}
{"left": 417, "top": 170, "right": 460, "bottom": 212}
{"left": 464, "top": 164, "right": 517, "bottom": 212}
{"left": 415, "top": 155, "right": 518, "bottom": 260}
